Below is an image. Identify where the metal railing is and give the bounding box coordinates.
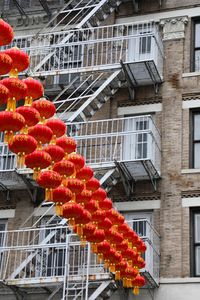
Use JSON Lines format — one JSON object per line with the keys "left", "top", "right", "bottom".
{"left": 66, "top": 115, "right": 161, "bottom": 173}
{"left": 1, "top": 0, "right": 64, "bottom": 12}
{"left": 0, "top": 219, "right": 160, "bottom": 287}
{"left": 3, "top": 22, "right": 163, "bottom": 77}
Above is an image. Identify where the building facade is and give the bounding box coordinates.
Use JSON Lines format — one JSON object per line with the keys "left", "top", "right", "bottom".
{"left": 0, "top": 0, "right": 200, "bottom": 299}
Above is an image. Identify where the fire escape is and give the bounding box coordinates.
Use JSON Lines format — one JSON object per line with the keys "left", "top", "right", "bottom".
{"left": 0, "top": 0, "right": 163, "bottom": 299}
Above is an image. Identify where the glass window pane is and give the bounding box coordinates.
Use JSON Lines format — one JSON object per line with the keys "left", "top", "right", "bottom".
{"left": 194, "top": 50, "right": 200, "bottom": 72}
{"left": 194, "top": 143, "right": 200, "bottom": 168}
{"left": 194, "top": 114, "right": 200, "bottom": 140}
{"left": 195, "top": 23, "right": 200, "bottom": 48}
{"left": 195, "top": 246, "right": 200, "bottom": 275}
{"left": 195, "top": 214, "right": 200, "bottom": 242}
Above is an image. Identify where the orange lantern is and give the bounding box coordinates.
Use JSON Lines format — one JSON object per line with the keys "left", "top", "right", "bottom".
{"left": 132, "top": 275, "right": 146, "bottom": 295}
{"left": 46, "top": 118, "right": 66, "bottom": 144}
{"left": 37, "top": 170, "right": 62, "bottom": 201}
{"left": 5, "top": 47, "right": 29, "bottom": 77}
{"left": 84, "top": 199, "right": 98, "bottom": 214}
{"left": 76, "top": 166, "right": 94, "bottom": 182}
{"left": 67, "top": 153, "right": 85, "bottom": 172}
{"left": 1, "top": 78, "right": 27, "bottom": 111}
{"left": 0, "top": 111, "right": 25, "bottom": 142}
{"left": 76, "top": 189, "right": 92, "bottom": 206}
{"left": 43, "top": 144, "right": 65, "bottom": 165}
{"left": 66, "top": 178, "right": 84, "bottom": 195}
{"left": 52, "top": 186, "right": 73, "bottom": 215}
{"left": 25, "top": 150, "right": 52, "bottom": 179}
{"left": 32, "top": 98, "right": 56, "bottom": 122}
{"left": 0, "top": 83, "right": 9, "bottom": 105}
{"left": 62, "top": 202, "right": 84, "bottom": 226}
{"left": 92, "top": 188, "right": 107, "bottom": 202}
{"left": 28, "top": 124, "right": 53, "bottom": 149}
{"left": 0, "top": 19, "right": 14, "bottom": 46}
{"left": 16, "top": 106, "right": 40, "bottom": 133}
{"left": 56, "top": 136, "right": 76, "bottom": 155}
{"left": 22, "top": 78, "right": 44, "bottom": 106}
{"left": 98, "top": 198, "right": 112, "bottom": 211}
{"left": 8, "top": 134, "right": 37, "bottom": 168}
{"left": 85, "top": 177, "right": 100, "bottom": 192}
{"left": 0, "top": 52, "right": 13, "bottom": 75}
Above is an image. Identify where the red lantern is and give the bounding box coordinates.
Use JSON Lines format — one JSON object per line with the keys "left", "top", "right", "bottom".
{"left": 43, "top": 145, "right": 65, "bottom": 164}
{"left": 0, "top": 52, "right": 13, "bottom": 75}
{"left": 82, "top": 223, "right": 96, "bottom": 239}
{"left": 135, "top": 256, "right": 145, "bottom": 269}
{"left": 53, "top": 159, "right": 75, "bottom": 179}
{"left": 115, "top": 240, "right": 129, "bottom": 253}
{"left": 67, "top": 153, "right": 85, "bottom": 172}
{"left": 115, "top": 260, "right": 128, "bottom": 280}
{"left": 92, "top": 210, "right": 106, "bottom": 223}
{"left": 22, "top": 78, "right": 44, "bottom": 106}
{"left": 37, "top": 170, "right": 62, "bottom": 201}
{"left": 87, "top": 229, "right": 105, "bottom": 252}
{"left": 62, "top": 202, "right": 84, "bottom": 226}
{"left": 98, "top": 198, "right": 112, "bottom": 211}
{"left": 97, "top": 218, "right": 112, "bottom": 230}
{"left": 105, "top": 209, "right": 125, "bottom": 226}
{"left": 52, "top": 186, "right": 73, "bottom": 215}
{"left": 74, "top": 209, "right": 91, "bottom": 236}
{"left": 103, "top": 248, "right": 122, "bottom": 272}
{"left": 5, "top": 47, "right": 29, "bottom": 75}
{"left": 97, "top": 241, "right": 111, "bottom": 261}
{"left": 46, "top": 118, "right": 66, "bottom": 143}
{"left": 25, "top": 150, "right": 52, "bottom": 179}
{"left": 32, "top": 98, "right": 56, "bottom": 122}
{"left": 121, "top": 248, "right": 138, "bottom": 266}
{"left": 1, "top": 78, "right": 27, "bottom": 111}
{"left": 28, "top": 124, "right": 53, "bottom": 149}
{"left": 0, "top": 111, "right": 25, "bottom": 142}
{"left": 84, "top": 199, "right": 98, "bottom": 214}
{"left": 16, "top": 106, "right": 40, "bottom": 132}
{"left": 92, "top": 188, "right": 107, "bottom": 202}
{"left": 136, "top": 240, "right": 147, "bottom": 253}
{"left": 118, "top": 223, "right": 130, "bottom": 235}
{"left": 0, "top": 19, "right": 14, "bottom": 46}
{"left": 132, "top": 275, "right": 146, "bottom": 295}
{"left": 0, "top": 84, "right": 9, "bottom": 105}
{"left": 76, "top": 189, "right": 92, "bottom": 205}
{"left": 123, "top": 229, "right": 138, "bottom": 247}
{"left": 104, "top": 229, "right": 123, "bottom": 245}
{"left": 121, "top": 267, "right": 138, "bottom": 288}
{"left": 76, "top": 166, "right": 94, "bottom": 182}
{"left": 9, "top": 134, "right": 37, "bottom": 168}
{"left": 85, "top": 177, "right": 100, "bottom": 192}
{"left": 56, "top": 136, "right": 76, "bottom": 155}
{"left": 66, "top": 178, "right": 84, "bottom": 195}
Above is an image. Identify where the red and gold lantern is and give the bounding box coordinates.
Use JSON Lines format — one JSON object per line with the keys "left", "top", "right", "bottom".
{"left": 67, "top": 153, "right": 85, "bottom": 172}
{"left": 66, "top": 178, "right": 84, "bottom": 195}
{"left": 92, "top": 188, "right": 107, "bottom": 202}
{"left": 8, "top": 134, "right": 37, "bottom": 168}
{"left": 25, "top": 150, "right": 52, "bottom": 179}
{"left": 98, "top": 198, "right": 112, "bottom": 211}
{"left": 22, "top": 77, "right": 44, "bottom": 106}
{"left": 0, "top": 111, "right": 25, "bottom": 142}
{"left": 62, "top": 202, "right": 84, "bottom": 226}
{"left": 37, "top": 170, "right": 62, "bottom": 201}
{"left": 56, "top": 136, "right": 76, "bottom": 155}
{"left": 46, "top": 118, "right": 66, "bottom": 144}
{"left": 87, "top": 229, "right": 105, "bottom": 253}
{"left": 84, "top": 199, "right": 98, "bottom": 214}
{"left": 16, "top": 106, "right": 40, "bottom": 133}
{"left": 105, "top": 209, "right": 125, "bottom": 227}
{"left": 28, "top": 124, "right": 53, "bottom": 149}
{"left": 1, "top": 78, "right": 27, "bottom": 111}
{"left": 92, "top": 210, "right": 106, "bottom": 224}
{"left": 0, "top": 52, "right": 13, "bottom": 75}
{"left": 0, "top": 19, "right": 14, "bottom": 46}
{"left": 52, "top": 186, "right": 73, "bottom": 215}
{"left": 121, "top": 267, "right": 138, "bottom": 288}
{"left": 76, "top": 189, "right": 92, "bottom": 206}
{"left": 85, "top": 177, "right": 100, "bottom": 192}
{"left": 32, "top": 98, "right": 56, "bottom": 122}
{"left": 115, "top": 260, "right": 128, "bottom": 280}
{"left": 104, "top": 229, "right": 123, "bottom": 246}
{"left": 52, "top": 160, "right": 75, "bottom": 184}
{"left": 97, "top": 218, "right": 112, "bottom": 230}
{"left": 43, "top": 144, "right": 65, "bottom": 164}
{"left": 5, "top": 47, "right": 29, "bottom": 77}
{"left": 0, "top": 83, "right": 9, "bottom": 105}
{"left": 97, "top": 241, "right": 111, "bottom": 261}
{"left": 74, "top": 209, "right": 91, "bottom": 236}
{"left": 76, "top": 166, "right": 94, "bottom": 182}
{"left": 132, "top": 275, "right": 146, "bottom": 295}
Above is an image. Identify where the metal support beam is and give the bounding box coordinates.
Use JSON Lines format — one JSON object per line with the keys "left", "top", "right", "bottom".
{"left": 12, "top": 0, "right": 27, "bottom": 16}
{"left": 115, "top": 161, "right": 135, "bottom": 196}
{"left": 88, "top": 281, "right": 111, "bottom": 300}
{"left": 38, "top": 0, "right": 52, "bottom": 19}
{"left": 15, "top": 171, "right": 37, "bottom": 203}
{"left": 120, "top": 60, "right": 135, "bottom": 101}
{"left": 132, "top": 0, "right": 139, "bottom": 12}
{"left": 142, "top": 160, "right": 157, "bottom": 191}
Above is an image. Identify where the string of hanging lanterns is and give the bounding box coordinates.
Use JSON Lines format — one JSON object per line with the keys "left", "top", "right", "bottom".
{"left": 0, "top": 18, "right": 146, "bottom": 295}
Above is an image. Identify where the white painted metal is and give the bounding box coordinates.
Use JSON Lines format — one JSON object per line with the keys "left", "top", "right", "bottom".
{"left": 6, "top": 22, "right": 163, "bottom": 79}
{"left": 88, "top": 281, "right": 111, "bottom": 300}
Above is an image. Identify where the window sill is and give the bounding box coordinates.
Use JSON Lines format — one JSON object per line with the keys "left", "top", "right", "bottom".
{"left": 182, "top": 71, "right": 200, "bottom": 78}
{"left": 181, "top": 169, "right": 200, "bottom": 174}
{"left": 160, "top": 277, "right": 200, "bottom": 284}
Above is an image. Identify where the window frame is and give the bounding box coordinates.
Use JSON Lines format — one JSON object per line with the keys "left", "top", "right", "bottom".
{"left": 190, "top": 208, "right": 200, "bottom": 277}
{"left": 190, "top": 110, "right": 200, "bottom": 169}
{"left": 193, "top": 19, "right": 200, "bottom": 72}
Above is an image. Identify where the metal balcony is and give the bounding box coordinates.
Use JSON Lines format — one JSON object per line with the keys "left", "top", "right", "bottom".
{"left": 0, "top": 219, "right": 159, "bottom": 298}
{"left": 5, "top": 21, "right": 163, "bottom": 86}
{"left": 66, "top": 115, "right": 161, "bottom": 181}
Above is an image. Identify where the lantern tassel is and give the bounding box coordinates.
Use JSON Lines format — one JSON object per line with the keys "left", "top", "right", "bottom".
{"left": 115, "top": 271, "right": 121, "bottom": 281}
{"left": 133, "top": 287, "right": 139, "bottom": 295}
{"left": 50, "top": 134, "right": 57, "bottom": 145}
{"left": 91, "top": 243, "right": 97, "bottom": 253}
{"left": 122, "top": 278, "right": 126, "bottom": 287}
{"left": 55, "top": 203, "right": 62, "bottom": 216}
{"left": 77, "top": 225, "right": 83, "bottom": 237}
{"left": 109, "top": 264, "right": 115, "bottom": 273}
{"left": 33, "top": 168, "right": 41, "bottom": 180}
{"left": 24, "top": 95, "right": 33, "bottom": 106}
{"left": 45, "top": 188, "right": 52, "bottom": 201}
{"left": 4, "top": 130, "right": 13, "bottom": 143}
{"left": 9, "top": 68, "right": 18, "bottom": 78}
{"left": 81, "top": 238, "right": 86, "bottom": 247}
{"left": 6, "top": 97, "right": 16, "bottom": 112}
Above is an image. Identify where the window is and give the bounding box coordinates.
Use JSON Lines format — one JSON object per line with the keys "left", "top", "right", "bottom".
{"left": 193, "top": 20, "right": 200, "bottom": 72}
{"left": 191, "top": 209, "right": 200, "bottom": 276}
{"left": 191, "top": 111, "right": 200, "bottom": 168}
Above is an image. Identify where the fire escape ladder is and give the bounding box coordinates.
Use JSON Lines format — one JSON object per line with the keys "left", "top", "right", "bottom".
{"left": 94, "top": 167, "right": 121, "bottom": 192}
{"left": 57, "top": 69, "right": 124, "bottom": 123}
